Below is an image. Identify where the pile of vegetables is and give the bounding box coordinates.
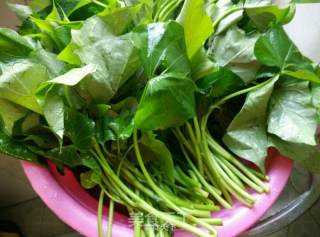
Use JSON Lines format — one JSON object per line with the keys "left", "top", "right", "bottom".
{"left": 1, "top": 0, "right": 320, "bottom": 236}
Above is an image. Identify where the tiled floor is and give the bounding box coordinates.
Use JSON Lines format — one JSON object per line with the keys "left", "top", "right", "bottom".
{"left": 0, "top": 157, "right": 37, "bottom": 208}
{"left": 0, "top": 198, "right": 75, "bottom": 237}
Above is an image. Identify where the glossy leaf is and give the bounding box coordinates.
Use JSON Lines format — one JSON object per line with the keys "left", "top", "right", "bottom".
{"left": 0, "top": 118, "right": 40, "bottom": 163}
{"left": 0, "top": 99, "right": 27, "bottom": 135}
{"left": 98, "top": 4, "right": 142, "bottom": 35}
{"left": 223, "top": 76, "right": 278, "bottom": 170}
{"left": 311, "top": 82, "right": 320, "bottom": 122}
{"left": 64, "top": 108, "right": 95, "bottom": 150}
{"left": 254, "top": 25, "right": 304, "bottom": 69}
{"left": 254, "top": 25, "right": 320, "bottom": 83}
{"left": 283, "top": 69, "right": 320, "bottom": 83}
{"left": 209, "top": 26, "right": 260, "bottom": 83}
{"left": 96, "top": 98, "right": 137, "bottom": 143}
{"left": 177, "top": 0, "right": 213, "bottom": 58}
{"left": 0, "top": 28, "right": 34, "bottom": 56}
{"left": 197, "top": 67, "right": 245, "bottom": 98}
{"left": 271, "top": 135, "right": 320, "bottom": 173}
{"left": 135, "top": 73, "right": 196, "bottom": 131}
{"left": 268, "top": 78, "right": 317, "bottom": 145}
{"left": 245, "top": 3, "right": 295, "bottom": 31}
{"left": 140, "top": 132, "right": 175, "bottom": 183}
{"left": 30, "top": 49, "right": 66, "bottom": 77}
{"left": 190, "top": 48, "right": 216, "bottom": 80}
{"left": 49, "top": 64, "right": 96, "bottom": 86}
{"left": 0, "top": 59, "right": 50, "bottom": 113}
{"left": 59, "top": 16, "right": 139, "bottom": 102}
{"left": 133, "top": 21, "right": 191, "bottom": 78}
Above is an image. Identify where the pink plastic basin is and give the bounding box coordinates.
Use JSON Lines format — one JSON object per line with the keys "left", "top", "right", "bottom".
{"left": 21, "top": 148, "right": 293, "bottom": 237}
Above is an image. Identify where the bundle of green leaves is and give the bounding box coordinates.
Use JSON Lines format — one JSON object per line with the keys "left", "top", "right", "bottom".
{"left": 1, "top": 0, "right": 320, "bottom": 236}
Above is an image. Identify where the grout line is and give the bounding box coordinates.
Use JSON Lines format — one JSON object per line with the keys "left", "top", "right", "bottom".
{"left": 0, "top": 197, "right": 40, "bottom": 212}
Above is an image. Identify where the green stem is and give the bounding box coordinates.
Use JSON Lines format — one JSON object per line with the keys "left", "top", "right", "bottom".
{"left": 181, "top": 208, "right": 211, "bottom": 218}
{"left": 92, "top": 0, "right": 108, "bottom": 8}
{"left": 101, "top": 176, "right": 137, "bottom": 208}
{"left": 154, "top": 0, "right": 171, "bottom": 20}
{"left": 175, "top": 166, "right": 201, "bottom": 188}
{"left": 208, "top": 154, "right": 255, "bottom": 203}
{"left": 123, "top": 170, "right": 159, "bottom": 201}
{"left": 180, "top": 144, "right": 231, "bottom": 209}
{"left": 230, "top": 159, "right": 270, "bottom": 192}
{"left": 212, "top": 7, "right": 242, "bottom": 31}
{"left": 93, "top": 145, "right": 212, "bottom": 237}
{"left": 107, "top": 200, "right": 114, "bottom": 237}
{"left": 133, "top": 130, "right": 218, "bottom": 236}
{"left": 99, "top": 184, "right": 124, "bottom": 205}
{"left": 159, "top": 0, "right": 183, "bottom": 21}
{"left": 186, "top": 122, "right": 204, "bottom": 174}
{"left": 173, "top": 128, "right": 197, "bottom": 158}
{"left": 200, "top": 125, "right": 232, "bottom": 205}
{"left": 205, "top": 134, "right": 269, "bottom": 192}
{"left": 215, "top": 157, "right": 247, "bottom": 192}
{"left": 216, "top": 156, "right": 264, "bottom": 193}
{"left": 200, "top": 218, "right": 223, "bottom": 226}
{"left": 133, "top": 212, "right": 142, "bottom": 237}
{"left": 98, "top": 191, "right": 105, "bottom": 237}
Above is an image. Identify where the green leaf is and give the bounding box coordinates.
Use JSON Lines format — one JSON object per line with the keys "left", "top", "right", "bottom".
{"left": 270, "top": 135, "right": 320, "bottom": 173}
{"left": 96, "top": 98, "right": 137, "bottom": 143}
{"left": 57, "top": 42, "right": 81, "bottom": 65}
{"left": 197, "top": 67, "right": 245, "bottom": 98}
{"left": 24, "top": 133, "right": 59, "bottom": 149}
{"left": 245, "top": 4, "right": 296, "bottom": 31}
{"left": 35, "top": 83, "right": 65, "bottom": 140}
{"left": 96, "top": 111, "right": 135, "bottom": 143}
{"left": 56, "top": 0, "right": 91, "bottom": 16}
{"left": 80, "top": 170, "right": 98, "bottom": 189}
{"left": 0, "top": 28, "right": 34, "bottom": 56}
{"left": 29, "top": 0, "right": 51, "bottom": 12}
{"left": 254, "top": 25, "right": 320, "bottom": 83}
{"left": 37, "top": 145, "right": 101, "bottom": 174}
{"left": 133, "top": 21, "right": 191, "bottom": 78}
{"left": 0, "top": 118, "right": 40, "bottom": 163}
{"left": 135, "top": 73, "right": 196, "bottom": 131}
{"left": 311, "top": 82, "right": 320, "bottom": 122}
{"left": 0, "top": 99, "right": 27, "bottom": 135}
{"left": 31, "top": 17, "right": 73, "bottom": 52}
{"left": 64, "top": 108, "right": 95, "bottom": 150}
{"left": 55, "top": 0, "right": 107, "bottom": 20}
{"left": 7, "top": 3, "right": 33, "bottom": 21}
{"left": 49, "top": 64, "right": 97, "bottom": 86}
{"left": 0, "top": 59, "right": 50, "bottom": 113}
{"left": 223, "top": 76, "right": 278, "bottom": 170}
{"left": 190, "top": 48, "right": 216, "bottom": 80}
{"left": 209, "top": 26, "right": 260, "bottom": 83}
{"left": 206, "top": 1, "right": 243, "bottom": 35}
{"left": 140, "top": 132, "right": 175, "bottom": 184}
{"left": 60, "top": 16, "right": 139, "bottom": 102}
{"left": 30, "top": 49, "right": 66, "bottom": 77}
{"left": 254, "top": 25, "right": 304, "bottom": 69}
{"left": 12, "top": 113, "right": 40, "bottom": 137}
{"left": 283, "top": 69, "right": 320, "bottom": 83}
{"left": 47, "top": 0, "right": 62, "bottom": 21}
{"left": 44, "top": 91, "right": 65, "bottom": 139}
{"left": 268, "top": 78, "right": 317, "bottom": 145}
{"left": 177, "top": 0, "right": 213, "bottom": 58}
{"left": 98, "top": 4, "right": 142, "bottom": 35}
